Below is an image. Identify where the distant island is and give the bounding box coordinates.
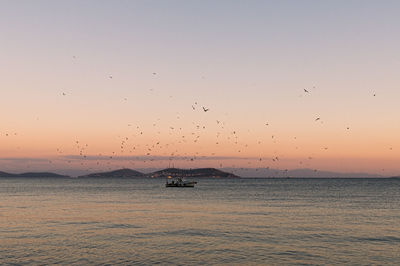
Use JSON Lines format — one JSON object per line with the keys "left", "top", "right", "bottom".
{"left": 78, "top": 168, "right": 145, "bottom": 178}
{"left": 221, "top": 168, "right": 384, "bottom": 178}
{"left": 1, "top": 168, "right": 396, "bottom": 179}
{"left": 78, "top": 168, "right": 239, "bottom": 179}
{"left": 148, "top": 168, "right": 239, "bottom": 178}
{"left": 0, "top": 171, "right": 69, "bottom": 178}
{"left": 0, "top": 168, "right": 240, "bottom": 179}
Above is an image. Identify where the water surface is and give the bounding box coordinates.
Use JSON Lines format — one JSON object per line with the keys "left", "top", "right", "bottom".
{"left": 1, "top": 178, "right": 399, "bottom": 265}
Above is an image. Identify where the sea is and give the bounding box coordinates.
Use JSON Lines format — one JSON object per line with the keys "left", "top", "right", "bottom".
{"left": 1, "top": 177, "right": 399, "bottom": 265}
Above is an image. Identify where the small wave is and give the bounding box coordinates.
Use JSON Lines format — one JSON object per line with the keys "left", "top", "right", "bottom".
{"left": 273, "top": 250, "right": 322, "bottom": 259}
{"left": 62, "top": 221, "right": 101, "bottom": 226}
{"left": 98, "top": 223, "right": 142, "bottom": 229}
{"left": 355, "top": 236, "right": 400, "bottom": 243}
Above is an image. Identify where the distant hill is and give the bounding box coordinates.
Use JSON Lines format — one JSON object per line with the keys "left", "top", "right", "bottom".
{"left": 2, "top": 167, "right": 387, "bottom": 179}
{"left": 148, "top": 168, "right": 239, "bottom": 178}
{"left": 77, "top": 168, "right": 238, "bottom": 179}
{"left": 0, "top": 171, "right": 69, "bottom": 178}
{"left": 0, "top": 171, "right": 16, "bottom": 177}
{"left": 222, "top": 167, "right": 383, "bottom": 178}
{"left": 78, "top": 168, "right": 145, "bottom": 178}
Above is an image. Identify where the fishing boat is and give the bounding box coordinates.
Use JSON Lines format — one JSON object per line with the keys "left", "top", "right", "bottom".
{"left": 165, "top": 176, "right": 197, "bottom": 187}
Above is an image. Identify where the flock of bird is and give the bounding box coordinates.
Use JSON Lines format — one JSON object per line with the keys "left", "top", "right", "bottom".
{"left": 0, "top": 66, "right": 391, "bottom": 175}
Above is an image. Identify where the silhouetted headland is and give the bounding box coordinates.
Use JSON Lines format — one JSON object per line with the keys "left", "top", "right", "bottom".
{"left": 1, "top": 168, "right": 393, "bottom": 179}
{"left": 148, "top": 168, "right": 239, "bottom": 178}
{"left": 0, "top": 171, "right": 69, "bottom": 178}
{"left": 79, "top": 168, "right": 239, "bottom": 179}
{"left": 78, "top": 168, "right": 145, "bottom": 178}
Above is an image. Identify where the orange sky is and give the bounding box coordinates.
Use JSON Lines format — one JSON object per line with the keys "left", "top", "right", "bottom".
{"left": 1, "top": 1, "right": 400, "bottom": 176}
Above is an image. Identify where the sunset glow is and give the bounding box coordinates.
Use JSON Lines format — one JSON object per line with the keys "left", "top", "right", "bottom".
{"left": 1, "top": 1, "right": 400, "bottom": 176}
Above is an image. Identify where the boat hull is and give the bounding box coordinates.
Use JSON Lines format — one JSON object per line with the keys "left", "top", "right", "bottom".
{"left": 165, "top": 182, "right": 197, "bottom": 187}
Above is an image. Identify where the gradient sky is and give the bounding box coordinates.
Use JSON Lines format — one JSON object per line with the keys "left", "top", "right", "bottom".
{"left": 1, "top": 0, "right": 400, "bottom": 176}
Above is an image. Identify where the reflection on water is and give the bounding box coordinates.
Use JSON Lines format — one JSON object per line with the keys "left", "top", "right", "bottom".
{"left": 1, "top": 178, "right": 399, "bottom": 265}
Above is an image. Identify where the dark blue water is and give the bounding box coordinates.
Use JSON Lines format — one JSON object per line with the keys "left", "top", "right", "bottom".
{"left": 1, "top": 178, "right": 399, "bottom": 265}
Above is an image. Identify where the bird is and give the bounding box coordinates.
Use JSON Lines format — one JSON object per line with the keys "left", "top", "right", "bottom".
{"left": 315, "top": 117, "right": 320, "bottom": 121}
{"left": 202, "top": 107, "right": 209, "bottom": 112}
{"left": 109, "top": 75, "right": 113, "bottom": 79}
{"left": 62, "top": 92, "right": 66, "bottom": 96}
{"left": 304, "top": 89, "right": 309, "bottom": 93}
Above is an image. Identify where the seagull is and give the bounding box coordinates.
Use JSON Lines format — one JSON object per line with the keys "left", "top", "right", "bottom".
{"left": 315, "top": 117, "right": 320, "bottom": 121}
{"left": 202, "top": 107, "right": 209, "bottom": 112}
{"left": 304, "top": 89, "right": 309, "bottom": 93}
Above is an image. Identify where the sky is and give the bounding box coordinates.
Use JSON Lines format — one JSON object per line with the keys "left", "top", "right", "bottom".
{"left": 1, "top": 0, "right": 400, "bottom": 176}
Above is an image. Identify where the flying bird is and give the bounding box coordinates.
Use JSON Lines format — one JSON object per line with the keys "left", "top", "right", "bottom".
{"left": 304, "top": 89, "right": 309, "bottom": 93}
{"left": 202, "top": 107, "right": 209, "bottom": 112}
{"left": 315, "top": 117, "right": 320, "bottom": 121}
